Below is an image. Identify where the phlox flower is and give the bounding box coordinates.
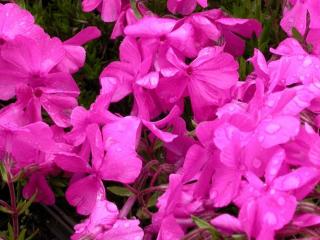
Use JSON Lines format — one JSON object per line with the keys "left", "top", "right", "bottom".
{"left": 167, "top": 0, "right": 208, "bottom": 15}
{"left": 82, "top": 0, "right": 127, "bottom": 22}
{"left": 0, "top": 3, "right": 40, "bottom": 44}
{"left": 0, "top": 33, "right": 79, "bottom": 127}
{"left": 100, "top": 35, "right": 184, "bottom": 120}
{"left": 55, "top": 120, "right": 142, "bottom": 215}
{"left": 0, "top": 117, "right": 57, "bottom": 204}
{"left": 71, "top": 199, "right": 144, "bottom": 240}
{"left": 56, "top": 26, "right": 101, "bottom": 74}
{"left": 158, "top": 46, "right": 239, "bottom": 121}
{"left": 180, "top": 10, "right": 262, "bottom": 56}
{"left": 124, "top": 16, "right": 198, "bottom": 59}
{"left": 281, "top": 0, "right": 320, "bottom": 55}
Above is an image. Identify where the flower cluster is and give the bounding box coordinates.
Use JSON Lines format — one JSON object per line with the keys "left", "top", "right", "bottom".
{"left": 0, "top": 0, "right": 320, "bottom": 239}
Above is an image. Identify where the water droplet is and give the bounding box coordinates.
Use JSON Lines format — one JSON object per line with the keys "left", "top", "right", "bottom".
{"left": 169, "top": 96, "right": 178, "bottom": 103}
{"left": 124, "top": 222, "right": 130, "bottom": 228}
{"left": 113, "top": 222, "right": 119, "bottom": 228}
{"left": 270, "top": 189, "right": 276, "bottom": 195}
{"left": 303, "top": 57, "right": 312, "bottom": 67}
{"left": 298, "top": 55, "right": 304, "bottom": 60}
{"left": 264, "top": 212, "right": 277, "bottom": 225}
{"left": 294, "top": 97, "right": 307, "bottom": 108}
{"left": 266, "top": 99, "right": 275, "bottom": 107}
{"left": 299, "top": 75, "right": 305, "bottom": 81}
{"left": 265, "top": 123, "right": 281, "bottom": 134}
{"left": 116, "top": 147, "right": 122, "bottom": 152}
{"left": 313, "top": 81, "right": 320, "bottom": 89}
{"left": 226, "top": 127, "right": 234, "bottom": 139}
{"left": 278, "top": 197, "right": 285, "bottom": 206}
{"left": 283, "top": 176, "right": 300, "bottom": 189}
{"left": 253, "top": 158, "right": 262, "bottom": 168}
{"left": 269, "top": 168, "right": 278, "bottom": 175}
{"left": 258, "top": 135, "right": 265, "bottom": 142}
{"left": 211, "top": 190, "right": 217, "bottom": 199}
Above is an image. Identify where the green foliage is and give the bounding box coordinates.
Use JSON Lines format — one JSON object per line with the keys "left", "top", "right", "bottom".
{"left": 192, "top": 215, "right": 221, "bottom": 239}
{"left": 108, "top": 186, "right": 133, "bottom": 197}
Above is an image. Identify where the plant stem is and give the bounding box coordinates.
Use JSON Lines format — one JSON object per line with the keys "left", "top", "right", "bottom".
{"left": 119, "top": 195, "right": 137, "bottom": 218}
{"left": 7, "top": 169, "right": 19, "bottom": 240}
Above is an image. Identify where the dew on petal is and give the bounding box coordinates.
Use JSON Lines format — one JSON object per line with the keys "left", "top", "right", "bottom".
{"left": 277, "top": 197, "right": 285, "bottom": 206}
{"left": 283, "top": 176, "right": 300, "bottom": 189}
{"left": 253, "top": 158, "right": 262, "bottom": 168}
{"left": 303, "top": 57, "right": 312, "bottom": 67}
{"left": 264, "top": 211, "right": 277, "bottom": 225}
{"left": 265, "top": 123, "right": 281, "bottom": 134}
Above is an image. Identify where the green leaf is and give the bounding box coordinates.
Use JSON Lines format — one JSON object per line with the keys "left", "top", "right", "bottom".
{"left": 18, "top": 229, "right": 27, "bottom": 240}
{"left": 25, "top": 229, "right": 39, "bottom": 240}
{"left": 0, "top": 163, "right": 8, "bottom": 182}
{"left": 147, "top": 192, "right": 160, "bottom": 208}
{"left": 108, "top": 186, "right": 133, "bottom": 197}
{"left": 18, "top": 191, "right": 37, "bottom": 215}
{"left": 292, "top": 27, "right": 304, "bottom": 42}
{"left": 0, "top": 205, "right": 13, "bottom": 214}
{"left": 7, "top": 223, "right": 14, "bottom": 240}
{"left": 130, "top": 0, "right": 142, "bottom": 19}
{"left": 192, "top": 215, "right": 221, "bottom": 239}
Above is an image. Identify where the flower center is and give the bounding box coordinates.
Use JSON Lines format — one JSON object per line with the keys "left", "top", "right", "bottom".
{"left": 34, "top": 88, "right": 43, "bottom": 98}
{"left": 186, "top": 66, "right": 193, "bottom": 75}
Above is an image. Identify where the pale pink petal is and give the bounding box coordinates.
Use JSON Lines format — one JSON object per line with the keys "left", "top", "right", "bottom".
{"left": 54, "top": 153, "right": 91, "bottom": 173}
{"left": 23, "top": 173, "right": 55, "bottom": 205}
{"left": 211, "top": 214, "right": 243, "bottom": 234}
{"left": 64, "top": 26, "right": 101, "bottom": 45}
{"left": 124, "top": 16, "right": 177, "bottom": 38}
{"left": 142, "top": 120, "right": 178, "bottom": 143}
{"left": 102, "top": 220, "right": 144, "bottom": 240}
{"left": 272, "top": 167, "right": 320, "bottom": 191}
{"left": 157, "top": 215, "right": 184, "bottom": 240}
{"left": 66, "top": 175, "right": 105, "bottom": 215}
{"left": 0, "top": 3, "right": 35, "bottom": 41}
{"left": 103, "top": 116, "right": 141, "bottom": 150}
{"left": 82, "top": 0, "right": 102, "bottom": 12}
{"left": 101, "top": 0, "right": 121, "bottom": 22}
{"left": 292, "top": 213, "right": 320, "bottom": 227}
{"left": 100, "top": 144, "right": 142, "bottom": 183}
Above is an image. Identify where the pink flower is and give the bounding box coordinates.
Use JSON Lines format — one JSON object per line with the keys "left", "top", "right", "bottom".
{"left": 167, "top": 0, "right": 208, "bottom": 15}
{"left": 124, "top": 16, "right": 198, "bottom": 58}
{"left": 55, "top": 121, "right": 142, "bottom": 215}
{"left": 71, "top": 199, "right": 119, "bottom": 239}
{"left": 234, "top": 163, "right": 320, "bottom": 240}
{"left": 56, "top": 26, "right": 101, "bottom": 74}
{"left": 281, "top": 0, "right": 320, "bottom": 36}
{"left": 0, "top": 33, "right": 79, "bottom": 127}
{"left": 180, "top": 10, "right": 262, "bottom": 56}
{"left": 159, "top": 46, "right": 239, "bottom": 121}
{"left": 0, "top": 3, "right": 38, "bottom": 43}
{"left": 23, "top": 173, "right": 55, "bottom": 205}
{"left": 82, "top": 0, "right": 126, "bottom": 22}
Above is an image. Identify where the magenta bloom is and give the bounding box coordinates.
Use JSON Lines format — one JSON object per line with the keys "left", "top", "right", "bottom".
{"left": 57, "top": 26, "right": 101, "bottom": 74}
{"left": 167, "top": 0, "right": 208, "bottom": 15}
{"left": 0, "top": 3, "right": 38, "bottom": 43}
{"left": 0, "top": 33, "right": 79, "bottom": 127}
{"left": 55, "top": 120, "right": 142, "bottom": 215}
{"left": 82, "top": 0, "right": 126, "bottom": 22}
{"left": 159, "top": 46, "right": 239, "bottom": 121}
